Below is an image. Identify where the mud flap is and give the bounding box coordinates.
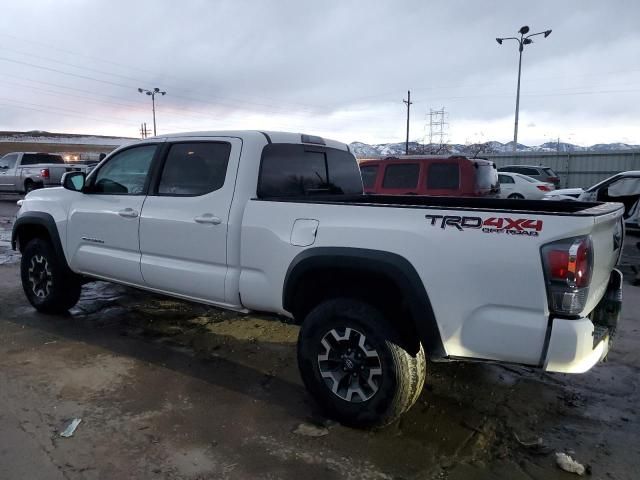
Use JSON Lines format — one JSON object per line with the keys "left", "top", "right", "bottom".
{"left": 590, "top": 269, "right": 623, "bottom": 356}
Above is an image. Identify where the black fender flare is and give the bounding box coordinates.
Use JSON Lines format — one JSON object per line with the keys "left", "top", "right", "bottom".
{"left": 12, "top": 211, "right": 69, "bottom": 268}
{"left": 283, "top": 247, "right": 446, "bottom": 359}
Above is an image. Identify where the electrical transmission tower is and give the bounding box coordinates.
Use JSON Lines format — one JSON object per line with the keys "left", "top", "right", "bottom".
{"left": 140, "top": 122, "right": 150, "bottom": 139}
{"left": 428, "top": 107, "right": 448, "bottom": 152}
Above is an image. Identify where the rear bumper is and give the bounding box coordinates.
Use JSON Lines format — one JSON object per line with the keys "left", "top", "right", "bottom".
{"left": 544, "top": 269, "right": 622, "bottom": 373}
{"left": 544, "top": 318, "right": 610, "bottom": 373}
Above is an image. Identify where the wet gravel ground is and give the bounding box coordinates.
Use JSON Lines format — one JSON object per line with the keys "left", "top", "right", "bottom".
{"left": 0, "top": 198, "right": 639, "bottom": 479}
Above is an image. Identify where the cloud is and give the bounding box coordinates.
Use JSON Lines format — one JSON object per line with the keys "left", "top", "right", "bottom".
{"left": 0, "top": 0, "right": 638, "bottom": 145}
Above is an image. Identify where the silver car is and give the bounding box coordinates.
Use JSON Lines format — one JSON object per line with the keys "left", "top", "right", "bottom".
{"left": 498, "top": 165, "right": 560, "bottom": 188}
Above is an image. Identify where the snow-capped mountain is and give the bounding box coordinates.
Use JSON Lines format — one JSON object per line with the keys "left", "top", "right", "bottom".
{"left": 349, "top": 140, "right": 640, "bottom": 158}
{"left": 0, "top": 130, "right": 135, "bottom": 146}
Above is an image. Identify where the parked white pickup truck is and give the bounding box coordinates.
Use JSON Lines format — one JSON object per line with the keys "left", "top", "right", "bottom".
{"left": 12, "top": 131, "right": 624, "bottom": 427}
{"left": 0, "top": 152, "right": 90, "bottom": 194}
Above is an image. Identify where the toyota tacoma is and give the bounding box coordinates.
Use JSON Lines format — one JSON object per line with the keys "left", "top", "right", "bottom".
{"left": 12, "top": 131, "right": 624, "bottom": 427}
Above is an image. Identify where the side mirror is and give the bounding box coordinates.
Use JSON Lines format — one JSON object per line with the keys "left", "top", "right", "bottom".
{"left": 62, "top": 171, "right": 86, "bottom": 192}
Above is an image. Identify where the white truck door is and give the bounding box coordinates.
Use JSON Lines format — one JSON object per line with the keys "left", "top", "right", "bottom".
{"left": 66, "top": 143, "right": 161, "bottom": 285}
{"left": 139, "top": 137, "right": 241, "bottom": 305}
{"left": 0, "top": 153, "right": 19, "bottom": 191}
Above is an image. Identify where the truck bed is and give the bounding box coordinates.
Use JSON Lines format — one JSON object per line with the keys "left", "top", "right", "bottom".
{"left": 256, "top": 194, "right": 622, "bottom": 217}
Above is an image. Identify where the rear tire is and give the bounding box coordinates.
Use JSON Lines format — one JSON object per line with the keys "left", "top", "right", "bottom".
{"left": 20, "top": 238, "right": 81, "bottom": 314}
{"left": 508, "top": 193, "right": 525, "bottom": 199}
{"left": 24, "top": 180, "right": 41, "bottom": 194}
{"left": 297, "top": 298, "right": 426, "bottom": 428}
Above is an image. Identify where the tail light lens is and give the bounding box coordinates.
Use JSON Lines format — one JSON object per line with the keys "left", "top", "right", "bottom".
{"left": 40, "top": 168, "right": 50, "bottom": 179}
{"left": 536, "top": 185, "right": 551, "bottom": 192}
{"left": 541, "top": 236, "right": 593, "bottom": 316}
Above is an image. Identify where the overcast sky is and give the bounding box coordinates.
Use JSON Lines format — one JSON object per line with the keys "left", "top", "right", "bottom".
{"left": 1, "top": 0, "right": 639, "bottom": 146}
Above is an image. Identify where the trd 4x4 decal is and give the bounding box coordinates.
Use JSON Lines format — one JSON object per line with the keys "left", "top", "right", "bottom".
{"left": 425, "top": 215, "right": 543, "bottom": 236}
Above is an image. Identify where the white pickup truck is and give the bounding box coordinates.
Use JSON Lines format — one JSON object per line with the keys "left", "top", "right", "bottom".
{"left": 0, "top": 152, "right": 90, "bottom": 194}
{"left": 12, "top": 131, "right": 624, "bottom": 427}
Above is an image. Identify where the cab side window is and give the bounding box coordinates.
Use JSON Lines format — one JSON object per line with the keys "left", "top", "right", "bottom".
{"left": 360, "top": 165, "right": 379, "bottom": 188}
{"left": 499, "top": 174, "right": 515, "bottom": 184}
{"left": 427, "top": 163, "right": 460, "bottom": 190}
{"left": 0, "top": 154, "right": 18, "bottom": 169}
{"left": 89, "top": 145, "right": 157, "bottom": 195}
{"left": 157, "top": 142, "right": 231, "bottom": 196}
{"left": 382, "top": 163, "right": 419, "bottom": 189}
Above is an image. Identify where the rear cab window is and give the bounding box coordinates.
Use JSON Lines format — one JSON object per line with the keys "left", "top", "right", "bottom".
{"left": 258, "top": 144, "right": 362, "bottom": 197}
{"left": 21, "top": 154, "right": 64, "bottom": 165}
{"left": 381, "top": 163, "right": 419, "bottom": 189}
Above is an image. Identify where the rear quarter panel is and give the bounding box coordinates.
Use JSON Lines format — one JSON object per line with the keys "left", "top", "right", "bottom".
{"left": 239, "top": 200, "right": 611, "bottom": 365}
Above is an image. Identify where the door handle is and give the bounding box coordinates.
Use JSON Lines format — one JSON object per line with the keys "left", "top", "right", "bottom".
{"left": 118, "top": 208, "right": 139, "bottom": 218}
{"left": 194, "top": 214, "right": 222, "bottom": 225}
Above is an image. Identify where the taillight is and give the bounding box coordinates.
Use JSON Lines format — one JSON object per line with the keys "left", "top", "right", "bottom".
{"left": 536, "top": 185, "right": 551, "bottom": 192}
{"left": 40, "top": 168, "right": 50, "bottom": 179}
{"left": 541, "top": 236, "right": 593, "bottom": 316}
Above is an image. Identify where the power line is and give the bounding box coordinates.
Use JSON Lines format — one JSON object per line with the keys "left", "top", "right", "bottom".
{"left": 0, "top": 55, "right": 136, "bottom": 89}
{"left": 0, "top": 53, "right": 318, "bottom": 118}
{"left": 0, "top": 42, "right": 318, "bottom": 113}
{"left": 2, "top": 46, "right": 153, "bottom": 84}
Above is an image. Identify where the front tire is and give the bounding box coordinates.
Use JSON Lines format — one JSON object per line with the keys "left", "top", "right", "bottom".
{"left": 297, "top": 298, "right": 426, "bottom": 428}
{"left": 20, "top": 238, "right": 81, "bottom": 314}
{"left": 508, "top": 193, "right": 525, "bottom": 199}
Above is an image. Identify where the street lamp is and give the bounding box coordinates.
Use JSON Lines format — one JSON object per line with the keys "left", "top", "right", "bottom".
{"left": 137, "top": 87, "right": 166, "bottom": 136}
{"left": 496, "top": 26, "right": 552, "bottom": 153}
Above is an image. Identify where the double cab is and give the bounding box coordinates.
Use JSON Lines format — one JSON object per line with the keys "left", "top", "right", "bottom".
{"left": 12, "top": 131, "right": 624, "bottom": 427}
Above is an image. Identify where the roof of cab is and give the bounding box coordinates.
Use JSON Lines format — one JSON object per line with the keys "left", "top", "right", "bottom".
{"left": 153, "top": 130, "right": 350, "bottom": 151}
{"left": 359, "top": 155, "right": 493, "bottom": 165}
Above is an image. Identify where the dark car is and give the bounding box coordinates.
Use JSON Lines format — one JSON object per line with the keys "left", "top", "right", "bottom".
{"left": 498, "top": 165, "right": 560, "bottom": 188}
{"left": 359, "top": 155, "right": 500, "bottom": 197}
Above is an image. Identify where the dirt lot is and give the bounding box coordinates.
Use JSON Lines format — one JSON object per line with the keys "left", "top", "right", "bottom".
{"left": 0, "top": 197, "right": 639, "bottom": 479}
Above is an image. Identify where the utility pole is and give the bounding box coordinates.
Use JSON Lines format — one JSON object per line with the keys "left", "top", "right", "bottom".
{"left": 496, "top": 26, "right": 552, "bottom": 153}
{"left": 139, "top": 122, "right": 150, "bottom": 139}
{"left": 137, "top": 87, "right": 166, "bottom": 136}
{"left": 403, "top": 90, "right": 412, "bottom": 155}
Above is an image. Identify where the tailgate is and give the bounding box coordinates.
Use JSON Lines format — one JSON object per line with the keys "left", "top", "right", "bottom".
{"left": 581, "top": 202, "right": 625, "bottom": 315}
{"left": 48, "top": 165, "right": 70, "bottom": 183}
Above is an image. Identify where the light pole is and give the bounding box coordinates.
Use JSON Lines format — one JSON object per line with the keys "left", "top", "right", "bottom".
{"left": 496, "top": 26, "right": 552, "bottom": 153}
{"left": 137, "top": 87, "right": 166, "bottom": 136}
